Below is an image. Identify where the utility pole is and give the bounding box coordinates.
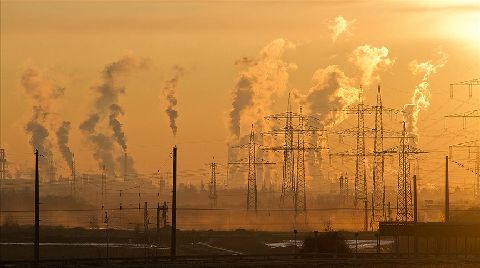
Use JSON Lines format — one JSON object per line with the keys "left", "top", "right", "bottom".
{"left": 144, "top": 202, "right": 149, "bottom": 259}
{"left": 209, "top": 157, "right": 218, "bottom": 208}
{"left": 229, "top": 125, "right": 275, "bottom": 212}
{"left": 413, "top": 175, "right": 417, "bottom": 222}
{"left": 445, "top": 155, "right": 449, "bottom": 223}
{"left": 34, "top": 149, "right": 40, "bottom": 266}
{"left": 124, "top": 151, "right": 128, "bottom": 182}
{"left": 104, "top": 211, "right": 109, "bottom": 261}
{"left": 170, "top": 146, "right": 177, "bottom": 260}
{"left": 101, "top": 165, "right": 106, "bottom": 210}
{"left": 71, "top": 152, "right": 76, "bottom": 199}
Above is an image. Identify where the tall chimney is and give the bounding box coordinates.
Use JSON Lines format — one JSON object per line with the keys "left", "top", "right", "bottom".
{"left": 170, "top": 146, "right": 177, "bottom": 260}
{"left": 124, "top": 151, "right": 127, "bottom": 182}
{"left": 445, "top": 155, "right": 449, "bottom": 223}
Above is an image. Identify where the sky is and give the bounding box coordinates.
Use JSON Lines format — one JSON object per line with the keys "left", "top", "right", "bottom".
{"left": 0, "top": 0, "right": 479, "bottom": 191}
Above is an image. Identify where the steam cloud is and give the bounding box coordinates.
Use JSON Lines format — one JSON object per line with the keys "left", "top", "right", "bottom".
{"left": 328, "top": 16, "right": 355, "bottom": 42}
{"left": 351, "top": 45, "right": 395, "bottom": 86}
{"left": 80, "top": 56, "right": 148, "bottom": 174}
{"left": 21, "top": 67, "right": 67, "bottom": 176}
{"left": 403, "top": 50, "right": 448, "bottom": 139}
{"left": 56, "top": 121, "right": 73, "bottom": 167}
{"left": 162, "top": 66, "right": 185, "bottom": 136}
{"left": 228, "top": 38, "right": 297, "bottom": 140}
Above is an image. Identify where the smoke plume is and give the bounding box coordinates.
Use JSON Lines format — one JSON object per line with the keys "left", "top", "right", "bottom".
{"left": 162, "top": 65, "right": 184, "bottom": 136}
{"left": 351, "top": 45, "right": 395, "bottom": 86}
{"left": 303, "top": 65, "right": 358, "bottom": 128}
{"left": 109, "top": 104, "right": 126, "bottom": 151}
{"left": 328, "top": 16, "right": 355, "bottom": 42}
{"left": 80, "top": 56, "right": 148, "bottom": 173}
{"left": 228, "top": 38, "right": 297, "bottom": 140}
{"left": 403, "top": 50, "right": 448, "bottom": 139}
{"left": 21, "top": 67, "right": 66, "bottom": 173}
{"left": 56, "top": 121, "right": 73, "bottom": 167}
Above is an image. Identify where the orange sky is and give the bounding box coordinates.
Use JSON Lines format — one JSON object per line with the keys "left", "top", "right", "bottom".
{"left": 0, "top": 0, "right": 479, "bottom": 191}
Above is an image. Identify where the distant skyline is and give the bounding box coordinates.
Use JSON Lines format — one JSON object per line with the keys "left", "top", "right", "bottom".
{"left": 0, "top": 0, "right": 479, "bottom": 190}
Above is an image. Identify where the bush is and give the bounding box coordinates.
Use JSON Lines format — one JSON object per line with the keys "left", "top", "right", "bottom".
{"left": 301, "top": 232, "right": 350, "bottom": 254}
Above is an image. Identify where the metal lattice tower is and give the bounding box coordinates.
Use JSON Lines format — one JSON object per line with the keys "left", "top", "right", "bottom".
{"left": 371, "top": 86, "right": 386, "bottom": 229}
{"left": 445, "top": 109, "right": 480, "bottom": 129}
{"left": 355, "top": 89, "right": 369, "bottom": 231}
{"left": 209, "top": 157, "right": 218, "bottom": 208}
{"left": 397, "top": 122, "right": 413, "bottom": 222}
{"left": 71, "top": 153, "right": 76, "bottom": 198}
{"left": 247, "top": 128, "right": 257, "bottom": 211}
{"left": 229, "top": 125, "right": 275, "bottom": 212}
{"left": 330, "top": 86, "right": 402, "bottom": 230}
{"left": 101, "top": 165, "right": 106, "bottom": 210}
{"left": 282, "top": 98, "right": 296, "bottom": 206}
{"left": 449, "top": 140, "right": 480, "bottom": 199}
{"left": 449, "top": 78, "right": 480, "bottom": 98}
{"left": 295, "top": 107, "right": 306, "bottom": 213}
{"left": 264, "top": 100, "right": 321, "bottom": 212}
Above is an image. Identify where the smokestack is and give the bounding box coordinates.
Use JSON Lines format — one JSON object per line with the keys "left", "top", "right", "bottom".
{"left": 170, "top": 146, "right": 177, "bottom": 260}
{"left": 413, "top": 174, "right": 417, "bottom": 223}
{"left": 445, "top": 155, "right": 449, "bottom": 223}
{"left": 124, "top": 151, "right": 127, "bottom": 182}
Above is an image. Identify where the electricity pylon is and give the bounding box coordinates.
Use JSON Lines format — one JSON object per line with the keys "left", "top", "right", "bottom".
{"left": 449, "top": 140, "right": 480, "bottom": 199}
{"left": 444, "top": 109, "right": 480, "bottom": 129}
{"left": 264, "top": 99, "right": 322, "bottom": 213}
{"left": 331, "top": 86, "right": 401, "bottom": 230}
{"left": 449, "top": 78, "right": 480, "bottom": 98}
{"left": 371, "top": 86, "right": 385, "bottom": 230}
{"left": 209, "top": 157, "right": 218, "bottom": 208}
{"left": 384, "top": 122, "right": 426, "bottom": 222}
{"left": 229, "top": 125, "right": 275, "bottom": 212}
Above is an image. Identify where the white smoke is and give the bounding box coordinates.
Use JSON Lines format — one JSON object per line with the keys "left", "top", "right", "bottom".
{"left": 351, "top": 45, "right": 395, "bottom": 86}
{"left": 328, "top": 16, "right": 356, "bottom": 42}
{"left": 403, "top": 50, "right": 448, "bottom": 140}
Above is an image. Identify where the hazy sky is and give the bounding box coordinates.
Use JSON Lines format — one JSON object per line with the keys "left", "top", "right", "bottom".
{"left": 1, "top": 0, "right": 479, "bottom": 190}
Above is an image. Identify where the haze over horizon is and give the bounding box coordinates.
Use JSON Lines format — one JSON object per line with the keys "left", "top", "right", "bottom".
{"left": 1, "top": 0, "right": 479, "bottom": 194}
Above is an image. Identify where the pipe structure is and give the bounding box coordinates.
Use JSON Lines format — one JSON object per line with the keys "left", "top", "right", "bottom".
{"left": 170, "top": 146, "right": 177, "bottom": 260}
{"left": 445, "top": 156, "right": 449, "bottom": 223}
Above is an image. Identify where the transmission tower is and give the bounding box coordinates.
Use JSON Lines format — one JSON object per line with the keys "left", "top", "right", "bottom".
{"left": 229, "top": 125, "right": 275, "bottom": 212}
{"left": 371, "top": 86, "right": 386, "bottom": 229}
{"left": 264, "top": 99, "right": 321, "bottom": 212}
{"left": 383, "top": 122, "right": 426, "bottom": 222}
{"left": 209, "top": 157, "right": 218, "bottom": 208}
{"left": 330, "top": 86, "right": 401, "bottom": 230}
{"left": 449, "top": 78, "right": 480, "bottom": 98}
{"left": 445, "top": 109, "right": 480, "bottom": 129}
{"left": 449, "top": 140, "right": 480, "bottom": 199}
{"left": 295, "top": 107, "right": 306, "bottom": 213}
{"left": 71, "top": 152, "right": 76, "bottom": 198}
{"left": 101, "top": 165, "right": 106, "bottom": 210}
